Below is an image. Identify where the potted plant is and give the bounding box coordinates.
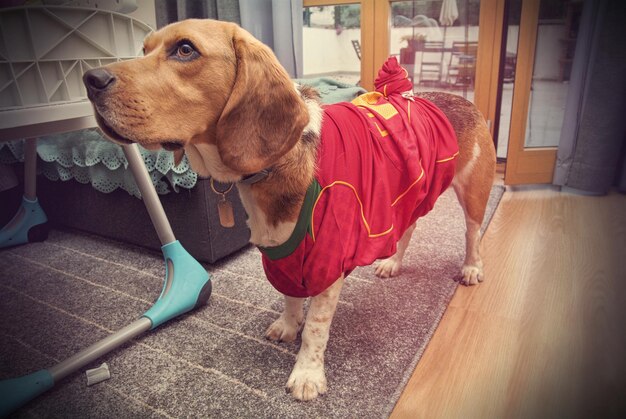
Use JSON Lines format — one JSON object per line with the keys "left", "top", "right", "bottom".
{"left": 401, "top": 33, "right": 427, "bottom": 50}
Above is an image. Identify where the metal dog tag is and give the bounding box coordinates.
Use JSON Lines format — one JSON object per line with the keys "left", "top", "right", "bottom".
{"left": 218, "top": 197, "right": 235, "bottom": 228}
{"left": 211, "top": 179, "right": 235, "bottom": 228}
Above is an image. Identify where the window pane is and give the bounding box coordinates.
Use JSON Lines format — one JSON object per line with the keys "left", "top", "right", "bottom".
{"left": 302, "top": 4, "right": 362, "bottom": 85}
{"left": 524, "top": 0, "right": 583, "bottom": 148}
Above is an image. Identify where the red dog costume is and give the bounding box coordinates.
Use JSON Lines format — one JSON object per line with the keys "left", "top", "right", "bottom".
{"left": 259, "top": 57, "right": 459, "bottom": 298}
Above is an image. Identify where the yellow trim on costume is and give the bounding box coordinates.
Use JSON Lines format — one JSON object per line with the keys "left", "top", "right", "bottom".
{"left": 391, "top": 164, "right": 425, "bottom": 207}
{"left": 352, "top": 92, "right": 398, "bottom": 120}
{"left": 311, "top": 160, "right": 432, "bottom": 240}
{"left": 435, "top": 151, "right": 460, "bottom": 163}
{"left": 374, "top": 122, "right": 389, "bottom": 137}
{"left": 389, "top": 152, "right": 459, "bottom": 208}
{"left": 352, "top": 91, "right": 383, "bottom": 106}
{"left": 311, "top": 181, "right": 394, "bottom": 242}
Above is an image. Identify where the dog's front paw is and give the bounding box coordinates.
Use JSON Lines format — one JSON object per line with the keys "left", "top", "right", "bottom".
{"left": 266, "top": 315, "right": 302, "bottom": 342}
{"left": 460, "top": 264, "right": 484, "bottom": 286}
{"left": 286, "top": 366, "right": 327, "bottom": 401}
{"left": 374, "top": 257, "right": 402, "bottom": 278}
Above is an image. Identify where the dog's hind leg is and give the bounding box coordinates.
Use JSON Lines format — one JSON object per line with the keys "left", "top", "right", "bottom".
{"left": 286, "top": 276, "right": 344, "bottom": 401}
{"left": 452, "top": 141, "right": 496, "bottom": 286}
{"left": 414, "top": 92, "right": 496, "bottom": 285}
{"left": 266, "top": 296, "right": 304, "bottom": 342}
{"left": 374, "top": 222, "right": 417, "bottom": 278}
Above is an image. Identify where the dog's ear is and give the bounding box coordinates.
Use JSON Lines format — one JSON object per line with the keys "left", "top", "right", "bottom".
{"left": 216, "top": 26, "right": 309, "bottom": 174}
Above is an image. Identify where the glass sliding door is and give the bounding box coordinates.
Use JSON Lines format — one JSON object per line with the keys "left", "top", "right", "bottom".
{"left": 504, "top": 0, "right": 584, "bottom": 184}
{"left": 389, "top": 0, "right": 481, "bottom": 102}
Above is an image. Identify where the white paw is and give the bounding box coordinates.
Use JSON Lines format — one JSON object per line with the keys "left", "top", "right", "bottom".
{"left": 374, "top": 257, "right": 402, "bottom": 278}
{"left": 286, "top": 365, "right": 327, "bottom": 401}
{"left": 265, "top": 315, "right": 302, "bottom": 342}
{"left": 460, "top": 264, "right": 484, "bottom": 286}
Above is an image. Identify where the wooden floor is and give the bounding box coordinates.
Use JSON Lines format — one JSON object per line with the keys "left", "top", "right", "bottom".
{"left": 391, "top": 182, "right": 626, "bottom": 418}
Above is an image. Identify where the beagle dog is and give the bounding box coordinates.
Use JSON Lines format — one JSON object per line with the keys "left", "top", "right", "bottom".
{"left": 83, "top": 19, "right": 496, "bottom": 401}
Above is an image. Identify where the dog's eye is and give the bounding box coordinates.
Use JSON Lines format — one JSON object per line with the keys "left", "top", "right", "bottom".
{"left": 170, "top": 40, "right": 199, "bottom": 62}
{"left": 175, "top": 43, "right": 197, "bottom": 60}
{"left": 178, "top": 44, "right": 193, "bottom": 56}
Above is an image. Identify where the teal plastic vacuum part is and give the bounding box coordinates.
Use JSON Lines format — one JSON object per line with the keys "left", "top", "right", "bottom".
{"left": 142, "top": 240, "right": 212, "bottom": 329}
{"left": 0, "top": 196, "right": 48, "bottom": 248}
{"left": 0, "top": 370, "right": 54, "bottom": 417}
{"left": 0, "top": 241, "right": 211, "bottom": 417}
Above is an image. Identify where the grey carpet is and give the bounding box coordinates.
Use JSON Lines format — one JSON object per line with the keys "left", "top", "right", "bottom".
{"left": 0, "top": 185, "right": 504, "bottom": 418}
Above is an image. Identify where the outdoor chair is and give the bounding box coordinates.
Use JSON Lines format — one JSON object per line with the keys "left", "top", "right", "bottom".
{"left": 446, "top": 41, "right": 478, "bottom": 87}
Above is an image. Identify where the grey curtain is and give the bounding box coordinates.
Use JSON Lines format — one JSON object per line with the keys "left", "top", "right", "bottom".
{"left": 239, "top": 0, "right": 303, "bottom": 78}
{"left": 155, "top": 0, "right": 241, "bottom": 27}
{"left": 553, "top": 0, "right": 626, "bottom": 194}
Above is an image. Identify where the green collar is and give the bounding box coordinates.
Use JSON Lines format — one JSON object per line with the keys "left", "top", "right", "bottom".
{"left": 258, "top": 179, "right": 321, "bottom": 260}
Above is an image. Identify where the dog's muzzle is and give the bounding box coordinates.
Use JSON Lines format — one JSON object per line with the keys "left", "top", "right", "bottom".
{"left": 82, "top": 67, "right": 186, "bottom": 165}
{"left": 82, "top": 67, "right": 133, "bottom": 144}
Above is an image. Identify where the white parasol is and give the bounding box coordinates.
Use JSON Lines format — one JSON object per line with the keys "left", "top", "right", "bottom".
{"left": 439, "top": 0, "right": 459, "bottom": 28}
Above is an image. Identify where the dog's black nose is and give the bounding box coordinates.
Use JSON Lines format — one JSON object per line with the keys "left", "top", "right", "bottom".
{"left": 83, "top": 68, "right": 116, "bottom": 95}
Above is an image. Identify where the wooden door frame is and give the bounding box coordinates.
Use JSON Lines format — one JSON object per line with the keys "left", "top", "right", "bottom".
{"left": 504, "top": 0, "right": 558, "bottom": 184}
{"left": 474, "top": 0, "right": 506, "bottom": 139}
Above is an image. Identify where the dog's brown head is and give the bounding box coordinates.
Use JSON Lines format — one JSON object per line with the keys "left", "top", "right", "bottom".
{"left": 83, "top": 19, "right": 309, "bottom": 181}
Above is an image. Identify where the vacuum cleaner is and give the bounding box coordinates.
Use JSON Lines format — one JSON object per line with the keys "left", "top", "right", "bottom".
{"left": 0, "top": 142, "right": 212, "bottom": 416}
